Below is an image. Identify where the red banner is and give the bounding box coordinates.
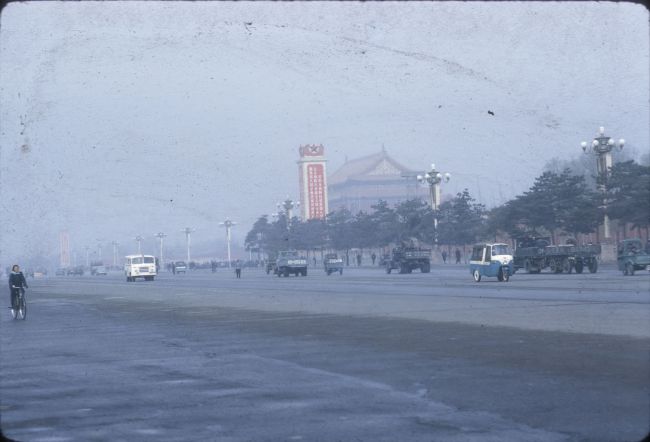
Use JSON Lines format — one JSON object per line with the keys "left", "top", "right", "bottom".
{"left": 307, "top": 164, "right": 325, "bottom": 219}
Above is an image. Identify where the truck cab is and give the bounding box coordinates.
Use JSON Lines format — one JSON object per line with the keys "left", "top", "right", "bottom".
{"left": 617, "top": 239, "right": 650, "bottom": 276}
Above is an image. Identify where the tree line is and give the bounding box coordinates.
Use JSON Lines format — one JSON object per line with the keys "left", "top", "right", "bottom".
{"left": 245, "top": 160, "right": 650, "bottom": 257}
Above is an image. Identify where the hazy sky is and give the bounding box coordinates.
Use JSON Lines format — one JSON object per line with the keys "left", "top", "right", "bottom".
{"left": 1, "top": 1, "right": 648, "bottom": 265}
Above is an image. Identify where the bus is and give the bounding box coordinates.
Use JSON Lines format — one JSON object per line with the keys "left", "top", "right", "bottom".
{"left": 124, "top": 254, "right": 157, "bottom": 282}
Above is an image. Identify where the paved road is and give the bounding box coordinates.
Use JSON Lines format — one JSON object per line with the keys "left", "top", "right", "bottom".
{"left": 1, "top": 265, "right": 649, "bottom": 441}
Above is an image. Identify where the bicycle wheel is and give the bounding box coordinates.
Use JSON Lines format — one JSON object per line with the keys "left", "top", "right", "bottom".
{"left": 10, "top": 291, "right": 18, "bottom": 319}
{"left": 18, "top": 292, "right": 26, "bottom": 320}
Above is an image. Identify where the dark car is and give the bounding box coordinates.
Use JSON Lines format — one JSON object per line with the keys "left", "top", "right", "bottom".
{"left": 67, "top": 266, "right": 84, "bottom": 276}
{"left": 173, "top": 261, "right": 187, "bottom": 274}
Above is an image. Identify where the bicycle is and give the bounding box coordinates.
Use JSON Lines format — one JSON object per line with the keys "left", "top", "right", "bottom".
{"left": 10, "top": 285, "right": 26, "bottom": 320}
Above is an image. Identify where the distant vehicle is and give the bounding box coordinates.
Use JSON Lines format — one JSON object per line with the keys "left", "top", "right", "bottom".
{"left": 324, "top": 253, "right": 344, "bottom": 275}
{"left": 514, "top": 237, "right": 600, "bottom": 274}
{"left": 469, "top": 243, "right": 514, "bottom": 282}
{"left": 125, "top": 255, "right": 157, "bottom": 282}
{"left": 67, "top": 266, "right": 84, "bottom": 276}
{"left": 385, "top": 246, "right": 431, "bottom": 274}
{"left": 55, "top": 268, "right": 66, "bottom": 276}
{"left": 617, "top": 239, "right": 650, "bottom": 276}
{"left": 275, "top": 251, "right": 307, "bottom": 277}
{"left": 378, "top": 253, "right": 390, "bottom": 267}
{"left": 173, "top": 261, "right": 187, "bottom": 274}
{"left": 91, "top": 265, "right": 108, "bottom": 276}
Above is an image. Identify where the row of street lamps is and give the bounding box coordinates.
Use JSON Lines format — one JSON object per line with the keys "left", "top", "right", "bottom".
{"left": 83, "top": 221, "right": 238, "bottom": 270}
{"left": 415, "top": 126, "right": 625, "bottom": 245}
{"left": 84, "top": 126, "right": 624, "bottom": 266}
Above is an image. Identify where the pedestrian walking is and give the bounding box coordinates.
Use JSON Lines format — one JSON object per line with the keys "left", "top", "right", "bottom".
{"left": 371, "top": 252, "right": 377, "bottom": 265}
{"left": 235, "top": 260, "right": 242, "bottom": 279}
{"left": 442, "top": 250, "right": 448, "bottom": 263}
{"left": 356, "top": 253, "right": 362, "bottom": 267}
{"left": 455, "top": 248, "right": 461, "bottom": 264}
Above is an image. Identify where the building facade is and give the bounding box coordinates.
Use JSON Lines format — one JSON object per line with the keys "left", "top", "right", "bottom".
{"left": 297, "top": 144, "right": 329, "bottom": 220}
{"left": 327, "top": 149, "right": 427, "bottom": 213}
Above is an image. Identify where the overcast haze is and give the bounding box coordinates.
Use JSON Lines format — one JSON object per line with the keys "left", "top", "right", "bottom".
{"left": 1, "top": 1, "right": 648, "bottom": 266}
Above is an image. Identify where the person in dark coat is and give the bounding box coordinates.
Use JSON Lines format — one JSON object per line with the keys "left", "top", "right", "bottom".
{"left": 8, "top": 264, "right": 28, "bottom": 309}
{"left": 442, "top": 250, "right": 448, "bottom": 263}
{"left": 234, "top": 260, "right": 242, "bottom": 279}
{"left": 455, "top": 248, "right": 461, "bottom": 264}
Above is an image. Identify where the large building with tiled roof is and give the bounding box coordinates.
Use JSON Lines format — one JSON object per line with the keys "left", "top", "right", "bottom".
{"left": 327, "top": 148, "right": 427, "bottom": 213}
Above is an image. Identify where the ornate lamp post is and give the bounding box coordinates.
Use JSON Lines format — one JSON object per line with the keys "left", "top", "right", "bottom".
{"left": 417, "top": 163, "right": 451, "bottom": 245}
{"left": 277, "top": 197, "right": 300, "bottom": 226}
{"left": 181, "top": 227, "right": 195, "bottom": 263}
{"left": 219, "top": 220, "right": 236, "bottom": 268}
{"left": 581, "top": 126, "right": 624, "bottom": 240}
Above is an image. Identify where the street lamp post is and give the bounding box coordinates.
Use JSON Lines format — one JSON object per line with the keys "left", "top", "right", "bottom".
{"left": 181, "top": 227, "right": 195, "bottom": 263}
{"left": 96, "top": 240, "right": 103, "bottom": 264}
{"left": 155, "top": 232, "right": 167, "bottom": 269}
{"left": 417, "top": 163, "right": 451, "bottom": 246}
{"left": 111, "top": 241, "right": 119, "bottom": 267}
{"left": 219, "top": 220, "right": 236, "bottom": 268}
{"left": 135, "top": 235, "right": 144, "bottom": 254}
{"left": 84, "top": 246, "right": 90, "bottom": 268}
{"left": 581, "top": 126, "right": 624, "bottom": 240}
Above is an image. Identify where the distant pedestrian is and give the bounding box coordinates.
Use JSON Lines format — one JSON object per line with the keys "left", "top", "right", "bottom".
{"left": 313, "top": 256, "right": 317, "bottom": 266}
{"left": 442, "top": 250, "right": 448, "bottom": 264}
{"left": 356, "top": 253, "right": 362, "bottom": 267}
{"left": 235, "top": 260, "right": 242, "bottom": 278}
{"left": 455, "top": 249, "right": 461, "bottom": 264}
{"left": 371, "top": 252, "right": 377, "bottom": 265}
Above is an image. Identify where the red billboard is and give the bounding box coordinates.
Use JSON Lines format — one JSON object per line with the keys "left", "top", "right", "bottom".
{"left": 307, "top": 164, "right": 326, "bottom": 219}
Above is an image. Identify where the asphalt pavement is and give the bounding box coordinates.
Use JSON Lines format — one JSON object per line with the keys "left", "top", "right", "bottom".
{"left": 1, "top": 264, "right": 648, "bottom": 441}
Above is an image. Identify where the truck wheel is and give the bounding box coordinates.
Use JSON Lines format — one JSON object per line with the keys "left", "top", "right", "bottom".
{"left": 302, "top": 269, "right": 307, "bottom": 276}
{"left": 421, "top": 262, "right": 430, "bottom": 273}
{"left": 588, "top": 260, "right": 598, "bottom": 274}
{"left": 386, "top": 265, "right": 392, "bottom": 274}
{"left": 473, "top": 269, "right": 481, "bottom": 282}
{"left": 575, "top": 261, "right": 584, "bottom": 274}
{"left": 326, "top": 270, "right": 331, "bottom": 275}
{"left": 283, "top": 269, "right": 290, "bottom": 277}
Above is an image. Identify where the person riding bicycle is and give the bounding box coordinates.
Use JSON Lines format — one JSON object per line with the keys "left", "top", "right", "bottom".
{"left": 8, "top": 264, "right": 28, "bottom": 309}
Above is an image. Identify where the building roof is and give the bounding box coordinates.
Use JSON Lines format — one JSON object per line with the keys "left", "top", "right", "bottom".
{"left": 328, "top": 150, "right": 418, "bottom": 186}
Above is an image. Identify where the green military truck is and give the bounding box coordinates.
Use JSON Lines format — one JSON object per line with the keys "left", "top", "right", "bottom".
{"left": 385, "top": 246, "right": 431, "bottom": 274}
{"left": 275, "top": 250, "right": 308, "bottom": 277}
